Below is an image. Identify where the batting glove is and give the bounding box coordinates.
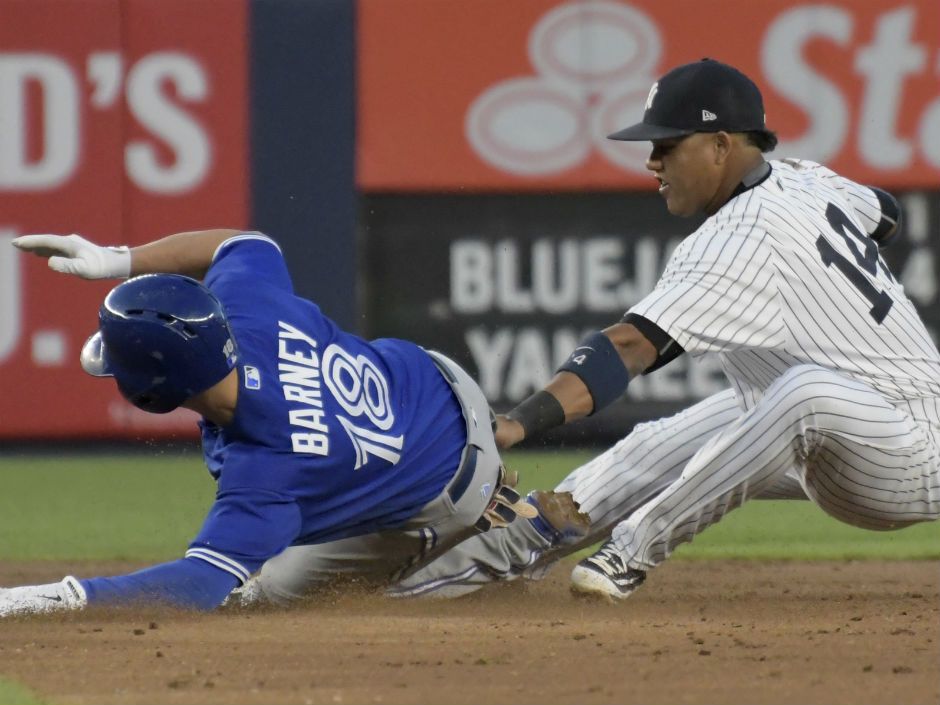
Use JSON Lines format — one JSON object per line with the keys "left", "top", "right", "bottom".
{"left": 12, "top": 233, "right": 131, "bottom": 279}
{"left": 0, "top": 576, "right": 87, "bottom": 617}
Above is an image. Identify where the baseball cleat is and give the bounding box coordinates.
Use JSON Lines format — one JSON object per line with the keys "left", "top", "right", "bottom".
{"left": 526, "top": 491, "right": 590, "bottom": 546}
{"left": 570, "top": 541, "right": 646, "bottom": 601}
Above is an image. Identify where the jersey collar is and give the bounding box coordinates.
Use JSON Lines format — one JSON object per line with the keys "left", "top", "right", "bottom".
{"left": 727, "top": 161, "right": 772, "bottom": 203}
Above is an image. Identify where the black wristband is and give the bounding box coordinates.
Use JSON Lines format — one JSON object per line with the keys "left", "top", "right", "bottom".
{"left": 506, "top": 390, "right": 565, "bottom": 439}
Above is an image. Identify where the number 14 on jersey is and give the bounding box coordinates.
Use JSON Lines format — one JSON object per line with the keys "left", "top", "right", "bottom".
{"left": 816, "top": 202, "right": 894, "bottom": 324}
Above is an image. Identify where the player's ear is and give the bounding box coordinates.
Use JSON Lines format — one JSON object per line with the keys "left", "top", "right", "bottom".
{"left": 712, "top": 132, "right": 732, "bottom": 164}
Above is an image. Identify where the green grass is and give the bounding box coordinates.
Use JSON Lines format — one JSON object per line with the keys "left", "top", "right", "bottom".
{"left": 0, "top": 679, "right": 47, "bottom": 705}
{"left": 0, "top": 455, "right": 214, "bottom": 561}
{"left": 0, "top": 450, "right": 938, "bottom": 562}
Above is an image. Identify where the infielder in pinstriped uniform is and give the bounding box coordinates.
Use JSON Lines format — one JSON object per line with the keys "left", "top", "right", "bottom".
{"left": 0, "top": 229, "right": 582, "bottom": 616}
{"left": 391, "top": 59, "right": 940, "bottom": 600}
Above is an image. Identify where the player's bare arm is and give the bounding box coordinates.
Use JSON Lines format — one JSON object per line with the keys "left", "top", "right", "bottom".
{"left": 495, "top": 322, "right": 657, "bottom": 449}
{"left": 129, "top": 229, "right": 242, "bottom": 278}
{"left": 11, "top": 229, "right": 242, "bottom": 280}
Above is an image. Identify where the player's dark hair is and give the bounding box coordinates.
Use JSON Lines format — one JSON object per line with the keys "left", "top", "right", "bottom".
{"left": 745, "top": 130, "right": 778, "bottom": 153}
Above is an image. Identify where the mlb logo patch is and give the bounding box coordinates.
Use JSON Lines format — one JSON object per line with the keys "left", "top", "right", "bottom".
{"left": 480, "top": 483, "right": 492, "bottom": 500}
{"left": 244, "top": 366, "right": 262, "bottom": 390}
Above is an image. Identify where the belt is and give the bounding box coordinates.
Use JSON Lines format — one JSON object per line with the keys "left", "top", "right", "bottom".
{"left": 428, "top": 352, "right": 479, "bottom": 505}
{"left": 446, "top": 444, "right": 478, "bottom": 504}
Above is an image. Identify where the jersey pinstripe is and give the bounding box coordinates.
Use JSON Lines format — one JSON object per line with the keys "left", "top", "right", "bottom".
{"left": 629, "top": 159, "right": 940, "bottom": 425}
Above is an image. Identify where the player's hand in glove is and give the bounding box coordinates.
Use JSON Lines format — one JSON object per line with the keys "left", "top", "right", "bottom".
{"left": 477, "top": 465, "right": 538, "bottom": 530}
{"left": 0, "top": 576, "right": 87, "bottom": 617}
{"left": 12, "top": 234, "right": 131, "bottom": 279}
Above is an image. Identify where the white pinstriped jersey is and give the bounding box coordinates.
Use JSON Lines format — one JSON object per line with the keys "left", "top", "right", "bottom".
{"left": 392, "top": 167, "right": 940, "bottom": 600}
{"left": 630, "top": 159, "right": 940, "bottom": 427}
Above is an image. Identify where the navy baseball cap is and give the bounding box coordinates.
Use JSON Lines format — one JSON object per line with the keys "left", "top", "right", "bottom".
{"left": 609, "top": 59, "right": 769, "bottom": 141}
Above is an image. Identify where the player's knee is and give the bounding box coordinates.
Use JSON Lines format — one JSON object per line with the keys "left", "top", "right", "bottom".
{"left": 802, "top": 474, "right": 924, "bottom": 531}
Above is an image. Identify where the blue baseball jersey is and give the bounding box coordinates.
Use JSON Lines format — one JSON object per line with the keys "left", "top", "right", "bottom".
{"left": 185, "top": 233, "right": 466, "bottom": 584}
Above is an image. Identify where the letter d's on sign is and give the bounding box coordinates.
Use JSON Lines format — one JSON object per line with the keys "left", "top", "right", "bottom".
{"left": 0, "top": 0, "right": 249, "bottom": 439}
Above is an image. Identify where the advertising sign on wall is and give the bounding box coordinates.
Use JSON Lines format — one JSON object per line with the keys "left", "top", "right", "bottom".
{"left": 362, "top": 191, "right": 939, "bottom": 442}
{"left": 358, "top": 0, "right": 940, "bottom": 441}
{"left": 358, "top": 0, "right": 940, "bottom": 192}
{"left": 0, "top": 0, "right": 249, "bottom": 438}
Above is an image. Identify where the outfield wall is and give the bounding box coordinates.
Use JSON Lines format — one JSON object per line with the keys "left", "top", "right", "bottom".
{"left": 1, "top": 0, "right": 937, "bottom": 441}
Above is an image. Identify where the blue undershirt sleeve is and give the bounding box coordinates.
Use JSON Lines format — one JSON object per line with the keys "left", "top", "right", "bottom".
{"left": 79, "top": 557, "right": 240, "bottom": 611}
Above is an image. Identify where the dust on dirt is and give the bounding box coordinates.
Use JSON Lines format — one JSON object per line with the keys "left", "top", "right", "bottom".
{"left": 0, "top": 560, "right": 937, "bottom": 705}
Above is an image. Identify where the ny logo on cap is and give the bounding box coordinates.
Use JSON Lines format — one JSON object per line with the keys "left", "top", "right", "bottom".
{"left": 702, "top": 109, "right": 717, "bottom": 122}
{"left": 645, "top": 82, "right": 659, "bottom": 110}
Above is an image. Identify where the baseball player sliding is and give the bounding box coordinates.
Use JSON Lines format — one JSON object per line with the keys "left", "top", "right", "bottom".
{"left": 0, "top": 229, "right": 589, "bottom": 616}
{"left": 391, "top": 59, "right": 940, "bottom": 601}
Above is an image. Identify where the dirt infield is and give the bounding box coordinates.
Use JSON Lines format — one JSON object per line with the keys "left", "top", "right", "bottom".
{"left": 0, "top": 560, "right": 937, "bottom": 705}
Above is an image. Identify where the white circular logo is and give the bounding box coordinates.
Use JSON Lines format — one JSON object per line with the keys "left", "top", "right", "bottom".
{"left": 529, "top": 1, "right": 661, "bottom": 90}
{"left": 466, "top": 0, "right": 662, "bottom": 177}
{"left": 593, "top": 85, "right": 654, "bottom": 173}
{"left": 466, "top": 78, "right": 591, "bottom": 175}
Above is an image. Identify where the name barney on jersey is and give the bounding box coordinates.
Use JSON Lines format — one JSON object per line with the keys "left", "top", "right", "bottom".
{"left": 277, "top": 320, "right": 330, "bottom": 455}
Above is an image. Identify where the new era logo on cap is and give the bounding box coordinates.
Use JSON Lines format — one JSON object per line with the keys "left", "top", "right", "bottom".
{"left": 702, "top": 109, "right": 717, "bottom": 121}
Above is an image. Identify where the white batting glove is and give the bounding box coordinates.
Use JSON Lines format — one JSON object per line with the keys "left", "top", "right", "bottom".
{"left": 12, "top": 233, "right": 131, "bottom": 279}
{"left": 0, "top": 576, "right": 87, "bottom": 617}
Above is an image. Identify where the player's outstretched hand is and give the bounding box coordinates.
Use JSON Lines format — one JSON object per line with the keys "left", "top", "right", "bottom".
{"left": 12, "top": 234, "right": 131, "bottom": 280}
{"left": 0, "top": 577, "right": 87, "bottom": 617}
{"left": 494, "top": 415, "right": 525, "bottom": 450}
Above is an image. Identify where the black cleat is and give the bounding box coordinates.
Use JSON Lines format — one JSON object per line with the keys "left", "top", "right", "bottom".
{"left": 570, "top": 541, "right": 646, "bottom": 601}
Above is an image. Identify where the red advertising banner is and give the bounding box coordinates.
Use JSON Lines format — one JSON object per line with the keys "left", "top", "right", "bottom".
{"left": 357, "top": 0, "right": 940, "bottom": 192}
{"left": 0, "top": 0, "right": 249, "bottom": 439}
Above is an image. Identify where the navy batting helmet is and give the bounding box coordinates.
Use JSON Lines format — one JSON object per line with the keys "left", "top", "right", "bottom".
{"left": 80, "top": 274, "right": 239, "bottom": 413}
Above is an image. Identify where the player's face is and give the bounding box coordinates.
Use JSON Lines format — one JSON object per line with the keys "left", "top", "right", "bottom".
{"left": 646, "top": 134, "right": 724, "bottom": 217}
